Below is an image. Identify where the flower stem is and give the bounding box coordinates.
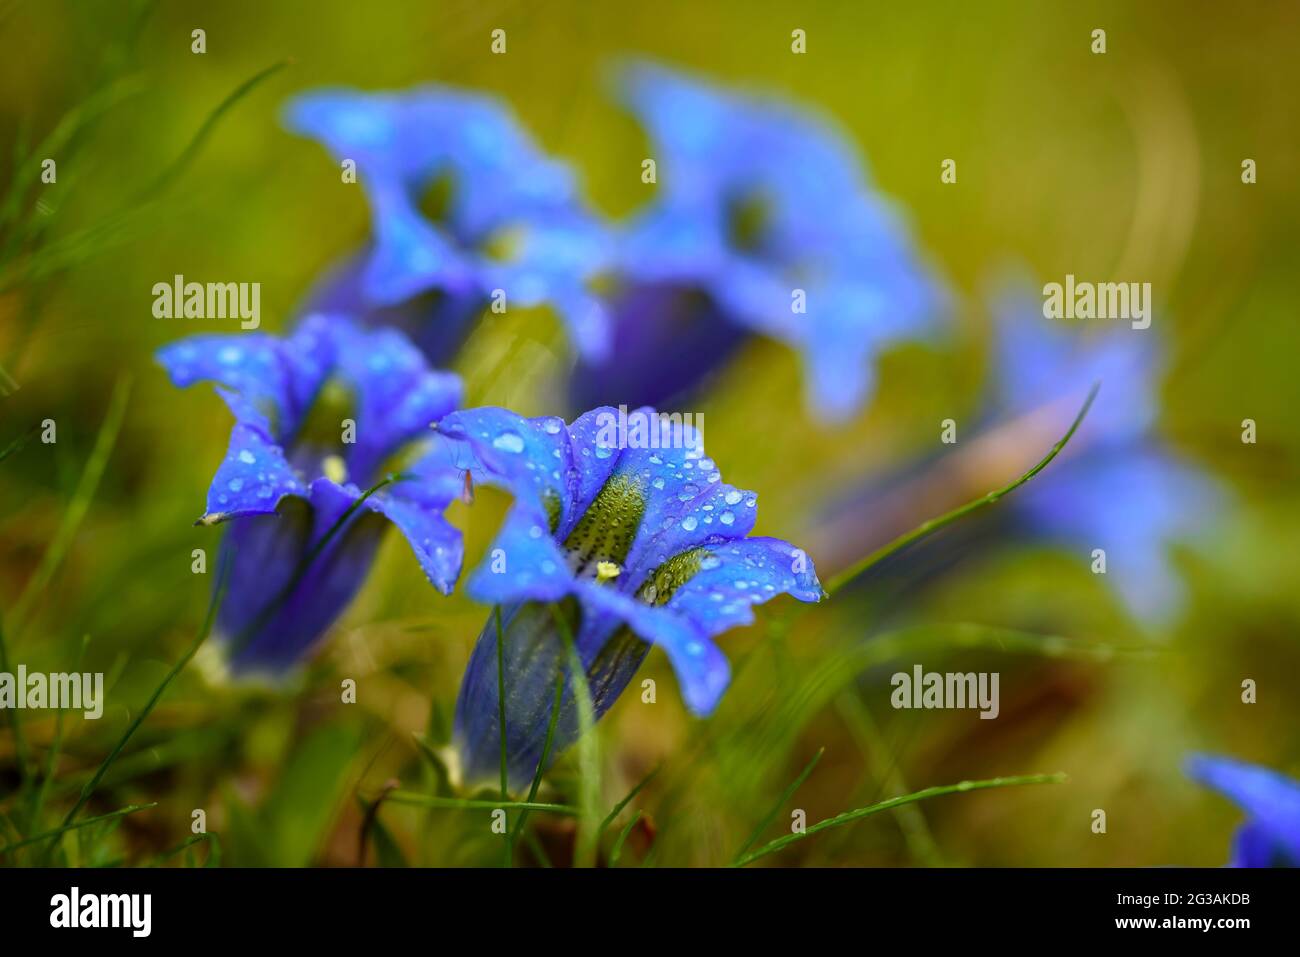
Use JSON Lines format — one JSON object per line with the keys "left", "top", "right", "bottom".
{"left": 825, "top": 383, "right": 1099, "bottom": 597}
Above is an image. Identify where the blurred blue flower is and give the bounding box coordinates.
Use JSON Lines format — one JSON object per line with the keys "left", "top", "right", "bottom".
{"left": 157, "top": 314, "right": 464, "bottom": 675}
{"left": 991, "top": 284, "right": 1220, "bottom": 621}
{"left": 435, "top": 405, "right": 823, "bottom": 788}
{"left": 572, "top": 62, "right": 944, "bottom": 423}
{"left": 1187, "top": 755, "right": 1300, "bottom": 867}
{"left": 283, "top": 86, "right": 612, "bottom": 364}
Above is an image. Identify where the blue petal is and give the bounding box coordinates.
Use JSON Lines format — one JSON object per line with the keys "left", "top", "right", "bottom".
{"left": 454, "top": 601, "right": 657, "bottom": 789}
{"left": 282, "top": 89, "right": 420, "bottom": 175}
{"left": 604, "top": 430, "right": 758, "bottom": 585}
{"left": 436, "top": 408, "right": 593, "bottom": 604}
{"left": 362, "top": 178, "right": 477, "bottom": 306}
{"left": 659, "top": 536, "right": 824, "bottom": 637}
{"left": 1015, "top": 445, "right": 1219, "bottom": 620}
{"left": 1231, "top": 820, "right": 1285, "bottom": 868}
{"left": 465, "top": 510, "right": 575, "bottom": 605}
{"left": 572, "top": 581, "right": 731, "bottom": 716}
{"left": 574, "top": 536, "right": 822, "bottom": 714}
{"left": 201, "top": 423, "right": 307, "bottom": 522}
{"left": 156, "top": 324, "right": 334, "bottom": 439}
{"left": 992, "top": 284, "right": 1159, "bottom": 446}
{"left": 362, "top": 475, "right": 463, "bottom": 595}
{"left": 217, "top": 478, "right": 387, "bottom": 675}
{"left": 1187, "top": 755, "right": 1300, "bottom": 866}
{"left": 284, "top": 87, "right": 611, "bottom": 358}
{"left": 611, "top": 61, "right": 945, "bottom": 421}
{"left": 327, "top": 318, "right": 463, "bottom": 479}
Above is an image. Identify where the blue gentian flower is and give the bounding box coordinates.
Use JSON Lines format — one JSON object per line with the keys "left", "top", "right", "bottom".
{"left": 434, "top": 405, "right": 823, "bottom": 788}
{"left": 157, "top": 314, "right": 464, "bottom": 674}
{"left": 990, "top": 284, "right": 1220, "bottom": 620}
{"left": 571, "top": 62, "right": 944, "bottom": 423}
{"left": 283, "top": 86, "right": 612, "bottom": 364}
{"left": 1187, "top": 755, "right": 1300, "bottom": 867}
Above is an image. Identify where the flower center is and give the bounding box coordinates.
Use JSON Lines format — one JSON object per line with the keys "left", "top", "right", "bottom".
{"left": 562, "top": 473, "right": 646, "bottom": 578}
{"left": 322, "top": 454, "right": 349, "bottom": 485}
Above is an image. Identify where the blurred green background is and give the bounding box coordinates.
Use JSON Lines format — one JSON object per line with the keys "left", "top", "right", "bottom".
{"left": 1, "top": 0, "right": 1297, "bottom": 866}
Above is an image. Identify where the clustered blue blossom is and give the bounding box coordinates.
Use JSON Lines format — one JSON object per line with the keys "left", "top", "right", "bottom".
{"left": 987, "top": 281, "right": 1221, "bottom": 621}
{"left": 572, "top": 62, "right": 946, "bottom": 421}
{"left": 150, "top": 65, "right": 1265, "bottom": 866}
{"left": 434, "top": 406, "right": 822, "bottom": 787}
{"left": 283, "top": 86, "right": 613, "bottom": 364}
{"left": 158, "top": 313, "right": 464, "bottom": 674}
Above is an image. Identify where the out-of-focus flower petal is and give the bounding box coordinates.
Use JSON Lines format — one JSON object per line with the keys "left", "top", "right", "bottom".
{"left": 1188, "top": 755, "right": 1300, "bottom": 867}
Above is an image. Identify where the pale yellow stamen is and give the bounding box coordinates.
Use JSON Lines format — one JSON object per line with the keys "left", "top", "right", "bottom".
{"left": 595, "top": 561, "right": 622, "bottom": 584}
{"left": 322, "top": 454, "right": 348, "bottom": 485}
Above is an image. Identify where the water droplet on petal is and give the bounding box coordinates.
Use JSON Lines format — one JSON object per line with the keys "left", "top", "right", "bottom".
{"left": 493, "top": 431, "right": 525, "bottom": 453}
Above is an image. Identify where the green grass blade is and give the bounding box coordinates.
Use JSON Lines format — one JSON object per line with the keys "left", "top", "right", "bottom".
{"left": 550, "top": 603, "right": 600, "bottom": 867}
{"left": 10, "top": 375, "right": 131, "bottom": 636}
{"left": 522, "top": 829, "right": 552, "bottom": 867}
{"left": 0, "top": 424, "right": 39, "bottom": 464}
{"left": 731, "top": 772, "right": 1066, "bottom": 867}
{"left": 493, "top": 605, "right": 511, "bottom": 866}
{"left": 826, "top": 384, "right": 1099, "bottom": 596}
{"left": 495, "top": 605, "right": 509, "bottom": 799}
{"left": 833, "top": 691, "right": 944, "bottom": 866}
{"left": 596, "top": 764, "right": 660, "bottom": 848}
{"left": 609, "top": 810, "right": 643, "bottom": 867}
{"left": 381, "top": 792, "right": 580, "bottom": 816}
{"left": 1, "top": 802, "right": 157, "bottom": 855}
{"left": 26, "top": 634, "right": 90, "bottom": 843}
{"left": 0, "top": 75, "right": 146, "bottom": 236}
{"left": 59, "top": 551, "right": 228, "bottom": 831}
{"left": 0, "top": 619, "right": 30, "bottom": 784}
{"left": 509, "top": 671, "right": 564, "bottom": 856}
{"left": 138, "top": 60, "right": 290, "bottom": 199}
{"left": 147, "top": 833, "right": 210, "bottom": 868}
{"left": 732, "top": 747, "right": 825, "bottom": 863}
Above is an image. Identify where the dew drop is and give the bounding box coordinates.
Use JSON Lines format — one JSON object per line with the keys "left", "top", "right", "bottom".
{"left": 493, "top": 431, "right": 525, "bottom": 453}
